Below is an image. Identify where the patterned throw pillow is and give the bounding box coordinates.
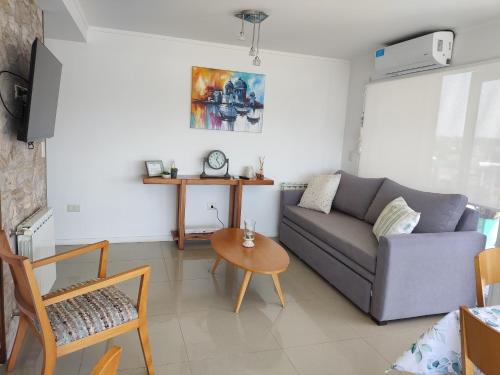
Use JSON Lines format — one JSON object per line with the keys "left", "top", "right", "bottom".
{"left": 298, "top": 174, "right": 341, "bottom": 214}
{"left": 373, "top": 197, "right": 420, "bottom": 241}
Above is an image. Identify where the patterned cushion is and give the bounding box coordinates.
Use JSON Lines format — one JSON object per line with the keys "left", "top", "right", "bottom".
{"left": 298, "top": 174, "right": 341, "bottom": 214}
{"left": 46, "top": 284, "right": 138, "bottom": 346}
{"left": 373, "top": 197, "right": 421, "bottom": 241}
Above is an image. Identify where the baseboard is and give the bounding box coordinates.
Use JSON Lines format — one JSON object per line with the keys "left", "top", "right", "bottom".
{"left": 55, "top": 234, "right": 173, "bottom": 245}
{"left": 56, "top": 230, "right": 278, "bottom": 245}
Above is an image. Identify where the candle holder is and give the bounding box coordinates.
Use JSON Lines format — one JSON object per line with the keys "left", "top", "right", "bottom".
{"left": 243, "top": 219, "right": 256, "bottom": 248}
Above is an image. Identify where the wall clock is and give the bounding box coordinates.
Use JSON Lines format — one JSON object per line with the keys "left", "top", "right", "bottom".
{"left": 200, "top": 150, "right": 231, "bottom": 179}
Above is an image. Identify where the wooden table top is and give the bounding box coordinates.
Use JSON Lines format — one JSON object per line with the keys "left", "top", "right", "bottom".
{"left": 210, "top": 228, "right": 289, "bottom": 274}
{"left": 143, "top": 175, "right": 274, "bottom": 186}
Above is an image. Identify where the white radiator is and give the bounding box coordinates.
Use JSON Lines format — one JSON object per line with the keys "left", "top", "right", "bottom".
{"left": 16, "top": 207, "right": 56, "bottom": 295}
{"left": 280, "top": 182, "right": 308, "bottom": 191}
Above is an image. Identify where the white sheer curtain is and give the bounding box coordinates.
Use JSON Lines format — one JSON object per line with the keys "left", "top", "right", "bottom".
{"left": 359, "top": 59, "right": 500, "bottom": 210}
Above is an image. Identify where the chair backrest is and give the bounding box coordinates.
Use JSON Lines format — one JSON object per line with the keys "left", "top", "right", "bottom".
{"left": 0, "top": 231, "right": 50, "bottom": 332}
{"left": 475, "top": 248, "right": 500, "bottom": 307}
{"left": 91, "top": 346, "right": 122, "bottom": 375}
{"left": 460, "top": 306, "right": 500, "bottom": 375}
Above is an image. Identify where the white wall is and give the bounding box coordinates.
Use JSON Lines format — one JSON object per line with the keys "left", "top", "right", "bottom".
{"left": 46, "top": 28, "right": 350, "bottom": 244}
{"left": 341, "top": 18, "right": 500, "bottom": 174}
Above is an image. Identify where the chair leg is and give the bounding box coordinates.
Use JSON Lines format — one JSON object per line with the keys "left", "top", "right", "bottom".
{"left": 137, "top": 323, "right": 155, "bottom": 375}
{"left": 41, "top": 346, "right": 56, "bottom": 375}
{"left": 7, "top": 314, "right": 29, "bottom": 371}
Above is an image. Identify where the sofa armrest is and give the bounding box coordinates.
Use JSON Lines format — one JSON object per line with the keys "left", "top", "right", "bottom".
{"left": 279, "top": 190, "right": 304, "bottom": 219}
{"left": 371, "top": 231, "right": 486, "bottom": 322}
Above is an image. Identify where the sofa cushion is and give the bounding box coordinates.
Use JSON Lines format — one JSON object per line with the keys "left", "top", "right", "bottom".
{"left": 283, "top": 205, "right": 378, "bottom": 273}
{"left": 332, "top": 171, "right": 384, "bottom": 220}
{"left": 298, "top": 174, "right": 341, "bottom": 214}
{"left": 373, "top": 197, "right": 421, "bottom": 240}
{"left": 365, "top": 179, "right": 468, "bottom": 233}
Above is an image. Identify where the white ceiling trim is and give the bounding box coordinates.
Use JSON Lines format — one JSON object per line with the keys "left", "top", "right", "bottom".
{"left": 62, "top": 0, "right": 89, "bottom": 40}
{"left": 88, "top": 26, "right": 350, "bottom": 64}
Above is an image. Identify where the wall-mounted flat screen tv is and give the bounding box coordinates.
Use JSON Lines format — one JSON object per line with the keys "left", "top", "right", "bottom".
{"left": 17, "top": 38, "right": 62, "bottom": 142}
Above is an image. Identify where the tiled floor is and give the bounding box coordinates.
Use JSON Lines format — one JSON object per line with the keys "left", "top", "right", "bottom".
{"left": 2, "top": 241, "right": 440, "bottom": 375}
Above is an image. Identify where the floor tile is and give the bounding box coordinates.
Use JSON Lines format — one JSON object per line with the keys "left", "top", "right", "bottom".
{"left": 117, "top": 362, "right": 192, "bottom": 375}
{"left": 285, "top": 339, "right": 390, "bottom": 375}
{"left": 363, "top": 330, "right": 420, "bottom": 364}
{"left": 179, "top": 309, "right": 280, "bottom": 361}
{"left": 164, "top": 256, "right": 223, "bottom": 281}
{"left": 80, "top": 314, "right": 187, "bottom": 373}
{"left": 268, "top": 300, "right": 361, "bottom": 348}
{"left": 189, "top": 350, "right": 299, "bottom": 375}
{"left": 108, "top": 242, "right": 165, "bottom": 260}
{"left": 108, "top": 258, "right": 169, "bottom": 283}
{"left": 168, "top": 277, "right": 238, "bottom": 314}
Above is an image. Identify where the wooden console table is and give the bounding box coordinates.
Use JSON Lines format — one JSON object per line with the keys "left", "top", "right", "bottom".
{"left": 143, "top": 175, "right": 274, "bottom": 249}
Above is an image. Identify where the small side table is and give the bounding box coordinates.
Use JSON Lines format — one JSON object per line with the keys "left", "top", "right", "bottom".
{"left": 210, "top": 228, "right": 290, "bottom": 313}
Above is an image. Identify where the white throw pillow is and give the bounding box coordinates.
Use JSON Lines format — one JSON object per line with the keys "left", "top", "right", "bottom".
{"left": 373, "top": 197, "right": 420, "bottom": 241}
{"left": 298, "top": 174, "right": 341, "bottom": 214}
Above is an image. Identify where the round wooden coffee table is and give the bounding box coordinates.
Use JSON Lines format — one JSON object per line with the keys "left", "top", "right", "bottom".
{"left": 210, "top": 228, "right": 290, "bottom": 313}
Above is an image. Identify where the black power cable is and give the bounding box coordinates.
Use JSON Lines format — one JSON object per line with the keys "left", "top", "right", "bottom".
{"left": 213, "top": 207, "right": 225, "bottom": 228}
{"left": 0, "top": 70, "right": 28, "bottom": 120}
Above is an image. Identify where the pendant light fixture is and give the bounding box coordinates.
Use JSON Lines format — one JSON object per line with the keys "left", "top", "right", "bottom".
{"left": 235, "top": 10, "right": 268, "bottom": 66}
{"left": 238, "top": 16, "right": 245, "bottom": 40}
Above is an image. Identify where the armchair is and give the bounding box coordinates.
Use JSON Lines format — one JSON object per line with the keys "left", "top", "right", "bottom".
{"left": 0, "top": 231, "right": 154, "bottom": 375}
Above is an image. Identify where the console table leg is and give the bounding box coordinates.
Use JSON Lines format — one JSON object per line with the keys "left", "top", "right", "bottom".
{"left": 228, "top": 185, "right": 235, "bottom": 227}
{"left": 234, "top": 182, "right": 243, "bottom": 228}
{"left": 177, "top": 181, "right": 186, "bottom": 250}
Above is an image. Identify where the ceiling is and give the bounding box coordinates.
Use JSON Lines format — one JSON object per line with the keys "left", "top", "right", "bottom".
{"left": 78, "top": 0, "right": 500, "bottom": 59}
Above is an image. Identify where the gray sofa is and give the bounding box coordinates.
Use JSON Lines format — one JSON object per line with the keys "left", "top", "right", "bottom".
{"left": 279, "top": 171, "right": 486, "bottom": 324}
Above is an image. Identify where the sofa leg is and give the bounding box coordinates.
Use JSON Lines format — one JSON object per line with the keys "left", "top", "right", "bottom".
{"left": 371, "top": 316, "right": 387, "bottom": 326}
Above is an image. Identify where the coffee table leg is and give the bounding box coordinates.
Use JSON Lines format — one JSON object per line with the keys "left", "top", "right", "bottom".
{"left": 210, "top": 255, "right": 222, "bottom": 274}
{"left": 271, "top": 273, "right": 285, "bottom": 307}
{"left": 235, "top": 270, "right": 252, "bottom": 313}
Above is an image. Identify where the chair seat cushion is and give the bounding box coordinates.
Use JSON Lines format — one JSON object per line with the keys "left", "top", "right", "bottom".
{"left": 46, "top": 284, "right": 138, "bottom": 346}
{"left": 283, "top": 205, "right": 379, "bottom": 273}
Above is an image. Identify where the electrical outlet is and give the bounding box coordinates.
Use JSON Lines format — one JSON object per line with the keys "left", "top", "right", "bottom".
{"left": 67, "top": 204, "right": 80, "bottom": 212}
{"left": 207, "top": 202, "right": 217, "bottom": 210}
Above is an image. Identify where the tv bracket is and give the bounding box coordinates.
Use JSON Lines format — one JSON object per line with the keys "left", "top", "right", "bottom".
{"left": 14, "top": 85, "right": 34, "bottom": 149}
{"left": 14, "top": 84, "right": 28, "bottom": 103}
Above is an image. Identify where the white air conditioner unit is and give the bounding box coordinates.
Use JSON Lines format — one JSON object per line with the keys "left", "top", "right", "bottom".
{"left": 374, "top": 31, "right": 454, "bottom": 76}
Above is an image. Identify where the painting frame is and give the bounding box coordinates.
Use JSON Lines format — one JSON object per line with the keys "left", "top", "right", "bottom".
{"left": 190, "top": 66, "right": 266, "bottom": 133}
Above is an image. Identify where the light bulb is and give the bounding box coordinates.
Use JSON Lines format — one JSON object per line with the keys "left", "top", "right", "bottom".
{"left": 238, "top": 15, "right": 245, "bottom": 40}
{"left": 253, "top": 55, "right": 261, "bottom": 66}
{"left": 249, "top": 46, "right": 256, "bottom": 56}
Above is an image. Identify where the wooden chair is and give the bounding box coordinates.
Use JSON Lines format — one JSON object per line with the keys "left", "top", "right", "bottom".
{"left": 91, "top": 346, "right": 122, "bottom": 375}
{"left": 475, "top": 248, "right": 500, "bottom": 307}
{"left": 460, "top": 306, "right": 500, "bottom": 375}
{"left": 0, "top": 230, "right": 154, "bottom": 375}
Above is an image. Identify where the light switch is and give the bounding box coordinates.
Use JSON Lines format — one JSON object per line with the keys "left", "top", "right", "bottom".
{"left": 67, "top": 204, "right": 80, "bottom": 212}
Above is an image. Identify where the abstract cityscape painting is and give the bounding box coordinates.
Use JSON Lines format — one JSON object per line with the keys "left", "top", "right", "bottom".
{"left": 190, "top": 66, "right": 265, "bottom": 133}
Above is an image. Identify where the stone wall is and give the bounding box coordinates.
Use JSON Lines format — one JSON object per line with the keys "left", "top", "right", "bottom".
{"left": 0, "top": 0, "right": 45, "bottom": 357}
